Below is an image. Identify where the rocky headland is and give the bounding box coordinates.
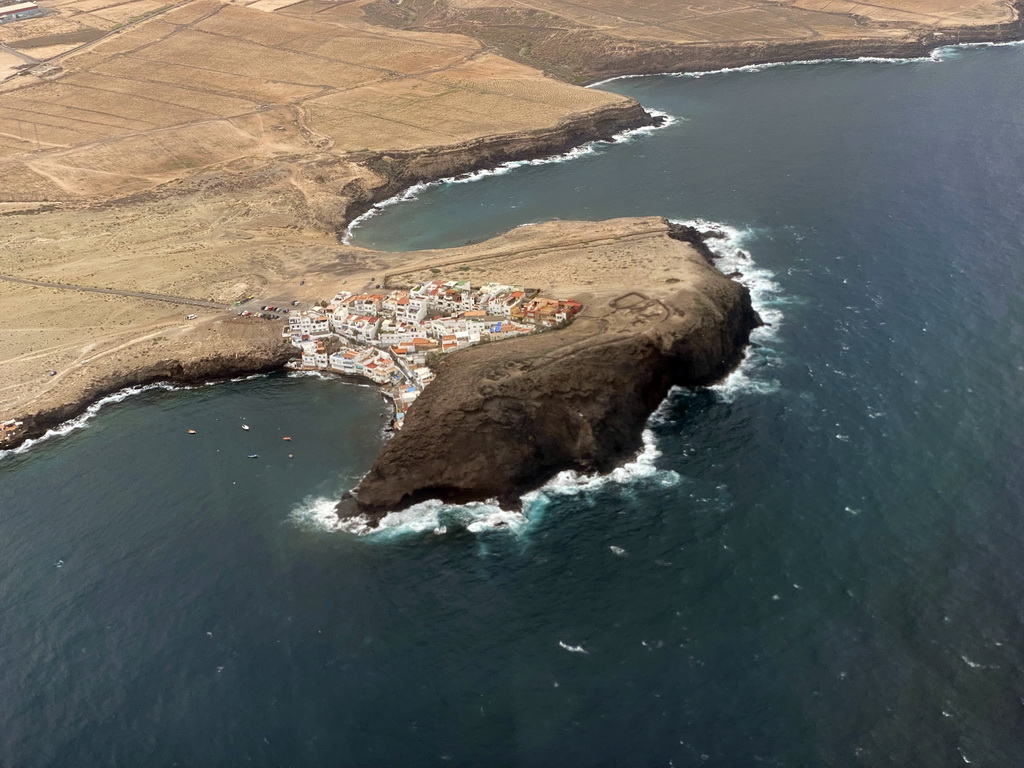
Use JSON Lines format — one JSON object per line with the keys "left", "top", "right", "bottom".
{"left": 339, "top": 218, "right": 760, "bottom": 521}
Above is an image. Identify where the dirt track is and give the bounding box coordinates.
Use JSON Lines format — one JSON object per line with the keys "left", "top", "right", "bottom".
{"left": 0, "top": 274, "right": 230, "bottom": 309}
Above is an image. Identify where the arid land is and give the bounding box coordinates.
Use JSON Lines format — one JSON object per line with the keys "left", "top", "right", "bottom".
{"left": 0, "top": 0, "right": 1020, "bottom": 449}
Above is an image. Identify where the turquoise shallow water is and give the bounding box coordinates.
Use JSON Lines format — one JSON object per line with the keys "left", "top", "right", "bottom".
{"left": 4, "top": 43, "right": 1024, "bottom": 766}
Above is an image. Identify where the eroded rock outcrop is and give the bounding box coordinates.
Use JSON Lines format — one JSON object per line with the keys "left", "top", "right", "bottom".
{"left": 340, "top": 218, "right": 760, "bottom": 519}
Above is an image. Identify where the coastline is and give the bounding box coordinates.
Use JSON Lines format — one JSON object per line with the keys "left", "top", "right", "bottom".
{"left": 339, "top": 218, "right": 762, "bottom": 519}
{"left": 4, "top": 32, "right": 1020, "bottom": 463}
{"left": 574, "top": 20, "right": 1024, "bottom": 85}
{"left": 334, "top": 100, "right": 660, "bottom": 241}
{"left": 2, "top": 339, "right": 296, "bottom": 453}
{"left": 342, "top": 108, "right": 673, "bottom": 244}
{"left": 586, "top": 39, "right": 1024, "bottom": 87}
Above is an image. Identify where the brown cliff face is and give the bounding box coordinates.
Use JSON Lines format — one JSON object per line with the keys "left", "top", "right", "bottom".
{"left": 341, "top": 219, "right": 760, "bottom": 518}
{"left": 329, "top": 101, "right": 658, "bottom": 235}
{"left": 5, "top": 325, "right": 295, "bottom": 450}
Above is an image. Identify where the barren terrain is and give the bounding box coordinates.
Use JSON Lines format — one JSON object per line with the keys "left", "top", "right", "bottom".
{"left": 0, "top": 0, "right": 1020, "bottom": 446}
{"left": 363, "top": 0, "right": 1022, "bottom": 81}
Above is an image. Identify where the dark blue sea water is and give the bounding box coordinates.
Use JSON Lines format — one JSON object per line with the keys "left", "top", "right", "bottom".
{"left": 3, "top": 43, "right": 1024, "bottom": 766}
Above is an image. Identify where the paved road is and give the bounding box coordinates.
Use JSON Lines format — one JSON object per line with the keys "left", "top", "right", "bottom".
{"left": 0, "top": 274, "right": 229, "bottom": 310}
{"left": 0, "top": 42, "right": 38, "bottom": 66}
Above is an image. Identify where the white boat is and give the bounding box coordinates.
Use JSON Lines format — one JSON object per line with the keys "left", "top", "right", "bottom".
{"left": 241, "top": 424, "right": 250, "bottom": 431}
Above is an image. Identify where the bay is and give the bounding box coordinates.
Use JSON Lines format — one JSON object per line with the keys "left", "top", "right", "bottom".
{"left": 4, "top": 43, "right": 1024, "bottom": 766}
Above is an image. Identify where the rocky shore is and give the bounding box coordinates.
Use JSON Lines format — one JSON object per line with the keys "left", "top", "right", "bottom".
{"left": 1, "top": 323, "right": 295, "bottom": 451}
{"left": 296, "top": 101, "right": 659, "bottom": 236}
{"left": 0, "top": 100, "right": 657, "bottom": 453}
{"left": 364, "top": 0, "right": 1024, "bottom": 85}
{"left": 338, "top": 219, "right": 761, "bottom": 521}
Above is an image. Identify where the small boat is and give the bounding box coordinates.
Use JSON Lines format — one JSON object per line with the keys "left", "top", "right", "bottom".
{"left": 247, "top": 454, "right": 259, "bottom": 459}
{"left": 241, "top": 424, "right": 250, "bottom": 431}
{"left": 287, "top": 453, "right": 294, "bottom": 459}
{"left": 282, "top": 436, "right": 292, "bottom": 441}
{"left": 187, "top": 429, "right": 197, "bottom": 434}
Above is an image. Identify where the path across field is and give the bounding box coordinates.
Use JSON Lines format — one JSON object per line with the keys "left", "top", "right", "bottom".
{"left": 0, "top": 274, "right": 229, "bottom": 310}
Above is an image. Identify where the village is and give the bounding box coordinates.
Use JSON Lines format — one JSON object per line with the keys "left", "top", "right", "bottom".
{"left": 284, "top": 279, "right": 583, "bottom": 430}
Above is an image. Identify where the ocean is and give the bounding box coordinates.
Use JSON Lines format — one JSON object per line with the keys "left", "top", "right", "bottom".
{"left": 3, "top": 43, "right": 1024, "bottom": 766}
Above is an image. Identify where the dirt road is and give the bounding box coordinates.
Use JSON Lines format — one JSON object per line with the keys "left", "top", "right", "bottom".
{"left": 0, "top": 274, "right": 229, "bottom": 309}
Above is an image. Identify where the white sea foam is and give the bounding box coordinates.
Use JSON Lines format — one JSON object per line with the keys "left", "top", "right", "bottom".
{"left": 586, "top": 41, "right": 1014, "bottom": 87}
{"left": 288, "top": 494, "right": 527, "bottom": 538}
{"left": 558, "top": 641, "right": 589, "bottom": 654}
{"left": 522, "top": 428, "right": 681, "bottom": 509}
{"left": 342, "top": 110, "right": 677, "bottom": 244}
{"left": 669, "top": 219, "right": 785, "bottom": 402}
{"left": 288, "top": 428, "right": 676, "bottom": 539}
{"left": 0, "top": 382, "right": 183, "bottom": 461}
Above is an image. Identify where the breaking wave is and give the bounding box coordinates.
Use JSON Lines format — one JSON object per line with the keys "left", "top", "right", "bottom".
{"left": 288, "top": 495, "right": 527, "bottom": 538}
{"left": 0, "top": 382, "right": 181, "bottom": 461}
{"left": 0, "top": 374, "right": 272, "bottom": 462}
{"left": 671, "top": 219, "right": 786, "bottom": 402}
{"left": 289, "top": 428, "right": 678, "bottom": 539}
{"left": 586, "top": 42, "right": 1008, "bottom": 87}
{"left": 342, "top": 110, "right": 677, "bottom": 244}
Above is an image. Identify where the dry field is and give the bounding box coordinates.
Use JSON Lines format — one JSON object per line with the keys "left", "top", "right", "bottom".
{"left": 0, "top": 0, "right": 172, "bottom": 58}
{"left": 0, "top": 183, "right": 395, "bottom": 421}
{"left": 0, "top": 0, "right": 634, "bottom": 426}
{"left": 0, "top": 0, "right": 624, "bottom": 199}
{"left": 363, "top": 0, "right": 1019, "bottom": 81}
{"left": 385, "top": 217, "right": 683, "bottom": 300}
{"left": 0, "top": 0, "right": 1019, "bottom": 432}
{"left": 448, "top": 0, "right": 1013, "bottom": 40}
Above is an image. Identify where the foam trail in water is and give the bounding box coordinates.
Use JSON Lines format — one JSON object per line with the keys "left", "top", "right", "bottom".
{"left": 342, "top": 110, "right": 677, "bottom": 244}
{"left": 558, "top": 641, "right": 589, "bottom": 654}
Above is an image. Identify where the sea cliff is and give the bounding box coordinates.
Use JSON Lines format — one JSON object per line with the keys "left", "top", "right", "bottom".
{"left": 339, "top": 219, "right": 761, "bottom": 520}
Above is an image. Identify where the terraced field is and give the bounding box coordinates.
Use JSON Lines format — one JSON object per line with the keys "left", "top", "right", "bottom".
{"left": 0, "top": 0, "right": 624, "bottom": 199}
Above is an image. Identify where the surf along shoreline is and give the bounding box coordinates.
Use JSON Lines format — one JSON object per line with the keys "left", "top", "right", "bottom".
{"left": 4, "top": 28, "right": 1022, "bottom": 459}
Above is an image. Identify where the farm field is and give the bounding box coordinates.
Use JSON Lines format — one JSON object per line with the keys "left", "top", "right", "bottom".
{"left": 0, "top": 0, "right": 1019, "bottom": 429}
{"left": 0, "top": 0, "right": 625, "bottom": 200}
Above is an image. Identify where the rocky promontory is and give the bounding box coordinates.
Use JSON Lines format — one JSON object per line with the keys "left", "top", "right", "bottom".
{"left": 340, "top": 217, "right": 760, "bottom": 520}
